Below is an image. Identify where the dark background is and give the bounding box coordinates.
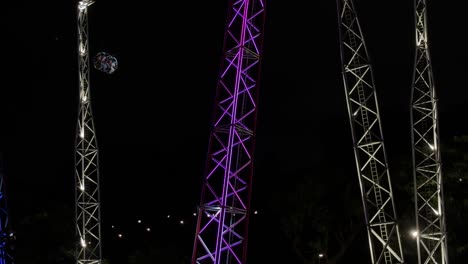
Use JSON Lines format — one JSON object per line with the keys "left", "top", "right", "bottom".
{"left": 2, "top": 0, "right": 468, "bottom": 263}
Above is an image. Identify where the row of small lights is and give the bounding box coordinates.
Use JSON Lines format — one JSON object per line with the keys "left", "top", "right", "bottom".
{"left": 314, "top": 228, "right": 433, "bottom": 260}
{"left": 111, "top": 219, "right": 154, "bottom": 239}
{"left": 112, "top": 210, "right": 259, "bottom": 238}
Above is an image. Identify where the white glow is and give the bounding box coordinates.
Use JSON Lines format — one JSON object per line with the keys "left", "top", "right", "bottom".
{"left": 432, "top": 207, "right": 440, "bottom": 216}
{"left": 193, "top": 213, "right": 197, "bottom": 216}
{"left": 111, "top": 225, "right": 114, "bottom": 229}
{"left": 411, "top": 230, "right": 419, "bottom": 238}
{"left": 118, "top": 234, "right": 122, "bottom": 238}
{"left": 167, "top": 215, "right": 170, "bottom": 218}
{"left": 78, "top": 0, "right": 94, "bottom": 10}
{"left": 79, "top": 43, "right": 86, "bottom": 56}
{"left": 80, "top": 238, "right": 86, "bottom": 247}
{"left": 79, "top": 183, "right": 85, "bottom": 191}
{"left": 180, "top": 220, "right": 184, "bottom": 225}
{"left": 417, "top": 38, "right": 422, "bottom": 47}
{"left": 82, "top": 95, "right": 87, "bottom": 102}
{"left": 429, "top": 144, "right": 436, "bottom": 151}
{"left": 146, "top": 228, "right": 151, "bottom": 232}
{"left": 318, "top": 254, "right": 324, "bottom": 258}
{"left": 80, "top": 129, "right": 84, "bottom": 138}
{"left": 137, "top": 220, "right": 141, "bottom": 224}
{"left": 254, "top": 210, "right": 258, "bottom": 215}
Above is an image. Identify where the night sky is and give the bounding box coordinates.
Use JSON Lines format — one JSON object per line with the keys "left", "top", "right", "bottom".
{"left": 2, "top": 0, "right": 468, "bottom": 263}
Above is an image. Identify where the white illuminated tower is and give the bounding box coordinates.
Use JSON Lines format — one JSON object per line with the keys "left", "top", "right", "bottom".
{"left": 75, "top": 1, "right": 102, "bottom": 264}
{"left": 336, "top": 1, "right": 405, "bottom": 263}
{"left": 410, "top": 1, "right": 449, "bottom": 264}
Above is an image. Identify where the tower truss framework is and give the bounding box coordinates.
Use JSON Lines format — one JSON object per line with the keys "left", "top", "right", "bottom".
{"left": 410, "top": 1, "right": 449, "bottom": 263}
{"left": 191, "top": 0, "right": 266, "bottom": 263}
{"left": 336, "top": 1, "right": 405, "bottom": 263}
{"left": 0, "top": 158, "right": 14, "bottom": 264}
{"left": 75, "top": 1, "right": 102, "bottom": 264}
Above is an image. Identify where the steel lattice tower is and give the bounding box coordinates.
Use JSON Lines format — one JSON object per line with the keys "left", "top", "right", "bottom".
{"left": 191, "top": 1, "right": 266, "bottom": 263}
{"left": 336, "top": 1, "right": 405, "bottom": 263}
{"left": 0, "top": 157, "right": 14, "bottom": 264}
{"left": 410, "top": 1, "right": 449, "bottom": 263}
{"left": 75, "top": 1, "right": 102, "bottom": 263}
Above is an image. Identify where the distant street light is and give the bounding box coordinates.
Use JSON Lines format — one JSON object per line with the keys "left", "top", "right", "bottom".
{"left": 318, "top": 253, "right": 324, "bottom": 264}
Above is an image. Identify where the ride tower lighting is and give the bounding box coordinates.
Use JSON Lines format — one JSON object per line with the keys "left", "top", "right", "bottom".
{"left": 335, "top": 1, "right": 405, "bottom": 263}
{"left": 0, "top": 156, "right": 14, "bottom": 264}
{"left": 410, "top": 1, "right": 449, "bottom": 263}
{"left": 75, "top": 1, "right": 102, "bottom": 263}
{"left": 191, "top": 0, "right": 267, "bottom": 263}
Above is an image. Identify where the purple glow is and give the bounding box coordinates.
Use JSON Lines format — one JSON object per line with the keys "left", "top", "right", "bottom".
{"left": 191, "top": 1, "right": 266, "bottom": 264}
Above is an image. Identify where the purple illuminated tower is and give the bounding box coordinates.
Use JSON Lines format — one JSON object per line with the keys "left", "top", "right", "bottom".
{"left": 191, "top": 1, "right": 266, "bottom": 264}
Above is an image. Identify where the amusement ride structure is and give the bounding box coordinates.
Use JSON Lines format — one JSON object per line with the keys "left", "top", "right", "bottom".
{"left": 75, "top": 1, "right": 103, "bottom": 263}
{"left": 3, "top": 1, "right": 449, "bottom": 264}
{"left": 410, "top": 0, "right": 449, "bottom": 263}
{"left": 190, "top": 1, "right": 266, "bottom": 263}
{"left": 0, "top": 156, "right": 14, "bottom": 264}
{"left": 335, "top": 1, "right": 405, "bottom": 263}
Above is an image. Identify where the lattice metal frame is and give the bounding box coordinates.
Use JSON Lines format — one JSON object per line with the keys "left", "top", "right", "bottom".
{"left": 75, "top": 1, "right": 102, "bottom": 264}
{"left": 191, "top": 0, "right": 266, "bottom": 263}
{"left": 410, "top": 1, "right": 449, "bottom": 263}
{"left": 336, "top": 1, "right": 405, "bottom": 263}
{"left": 0, "top": 159, "right": 14, "bottom": 264}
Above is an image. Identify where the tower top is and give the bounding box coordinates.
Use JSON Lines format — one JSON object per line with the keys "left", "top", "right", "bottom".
{"left": 78, "top": 0, "right": 94, "bottom": 10}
